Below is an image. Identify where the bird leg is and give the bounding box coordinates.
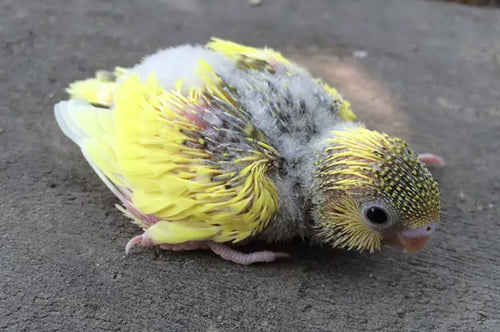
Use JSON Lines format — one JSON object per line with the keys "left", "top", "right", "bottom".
{"left": 418, "top": 153, "right": 444, "bottom": 167}
{"left": 125, "top": 235, "right": 289, "bottom": 265}
{"left": 206, "top": 242, "right": 290, "bottom": 265}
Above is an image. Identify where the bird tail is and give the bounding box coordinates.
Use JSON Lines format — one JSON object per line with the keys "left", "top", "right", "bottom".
{"left": 54, "top": 71, "right": 132, "bottom": 204}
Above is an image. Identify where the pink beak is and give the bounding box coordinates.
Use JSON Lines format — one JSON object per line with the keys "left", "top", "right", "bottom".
{"left": 397, "top": 222, "right": 437, "bottom": 253}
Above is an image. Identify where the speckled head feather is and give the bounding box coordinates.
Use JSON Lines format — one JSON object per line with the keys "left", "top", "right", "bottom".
{"left": 314, "top": 127, "right": 441, "bottom": 252}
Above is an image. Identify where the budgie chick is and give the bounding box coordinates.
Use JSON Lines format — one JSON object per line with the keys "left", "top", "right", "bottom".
{"left": 54, "top": 38, "right": 443, "bottom": 265}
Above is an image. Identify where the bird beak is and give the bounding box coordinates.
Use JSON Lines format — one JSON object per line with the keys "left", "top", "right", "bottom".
{"left": 396, "top": 222, "right": 437, "bottom": 253}
{"left": 397, "top": 235, "right": 430, "bottom": 253}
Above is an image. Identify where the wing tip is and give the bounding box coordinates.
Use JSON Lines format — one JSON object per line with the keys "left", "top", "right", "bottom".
{"left": 54, "top": 99, "right": 87, "bottom": 146}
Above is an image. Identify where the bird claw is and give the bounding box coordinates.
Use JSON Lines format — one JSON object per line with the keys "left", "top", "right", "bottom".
{"left": 125, "top": 235, "right": 143, "bottom": 254}
{"left": 125, "top": 233, "right": 154, "bottom": 254}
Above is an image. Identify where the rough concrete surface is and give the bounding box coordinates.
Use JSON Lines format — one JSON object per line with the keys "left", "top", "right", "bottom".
{"left": 1, "top": 0, "right": 499, "bottom": 330}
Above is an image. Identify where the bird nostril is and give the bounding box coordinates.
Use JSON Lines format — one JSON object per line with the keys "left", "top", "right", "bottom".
{"left": 402, "top": 223, "right": 437, "bottom": 239}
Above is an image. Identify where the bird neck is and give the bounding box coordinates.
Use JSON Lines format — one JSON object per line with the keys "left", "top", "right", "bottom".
{"left": 257, "top": 134, "right": 333, "bottom": 242}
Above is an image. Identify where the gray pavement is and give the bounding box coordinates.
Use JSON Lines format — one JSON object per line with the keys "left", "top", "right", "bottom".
{"left": 1, "top": 0, "right": 499, "bottom": 330}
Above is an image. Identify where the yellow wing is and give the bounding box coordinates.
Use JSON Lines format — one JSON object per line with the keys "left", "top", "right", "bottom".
{"left": 65, "top": 67, "right": 127, "bottom": 107}
{"left": 56, "top": 60, "right": 280, "bottom": 245}
{"left": 207, "top": 38, "right": 356, "bottom": 121}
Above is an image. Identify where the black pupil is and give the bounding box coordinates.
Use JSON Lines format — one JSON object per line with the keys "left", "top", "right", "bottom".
{"left": 366, "top": 206, "right": 388, "bottom": 224}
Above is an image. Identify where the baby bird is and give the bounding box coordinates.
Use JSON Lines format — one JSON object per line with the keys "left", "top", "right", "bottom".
{"left": 54, "top": 38, "right": 443, "bottom": 265}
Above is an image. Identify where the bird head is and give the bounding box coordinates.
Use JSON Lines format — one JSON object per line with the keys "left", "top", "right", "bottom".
{"left": 313, "top": 127, "right": 440, "bottom": 253}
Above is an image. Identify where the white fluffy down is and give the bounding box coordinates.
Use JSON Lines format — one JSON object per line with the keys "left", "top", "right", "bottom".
{"left": 128, "top": 45, "right": 234, "bottom": 93}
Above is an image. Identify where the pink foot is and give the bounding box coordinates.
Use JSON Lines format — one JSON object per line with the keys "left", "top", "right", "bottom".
{"left": 126, "top": 234, "right": 208, "bottom": 254}
{"left": 125, "top": 236, "right": 289, "bottom": 265}
{"left": 207, "top": 242, "right": 290, "bottom": 265}
{"left": 419, "top": 153, "right": 444, "bottom": 167}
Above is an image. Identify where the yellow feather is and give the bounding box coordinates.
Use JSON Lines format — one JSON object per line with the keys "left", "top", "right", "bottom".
{"left": 109, "top": 69, "right": 278, "bottom": 244}
{"left": 207, "top": 37, "right": 291, "bottom": 66}
{"left": 322, "top": 84, "right": 356, "bottom": 121}
{"left": 145, "top": 221, "right": 219, "bottom": 244}
{"left": 66, "top": 68, "right": 127, "bottom": 107}
{"left": 318, "top": 194, "right": 382, "bottom": 253}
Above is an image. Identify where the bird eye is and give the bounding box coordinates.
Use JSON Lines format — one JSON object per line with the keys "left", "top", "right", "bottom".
{"left": 364, "top": 206, "right": 389, "bottom": 224}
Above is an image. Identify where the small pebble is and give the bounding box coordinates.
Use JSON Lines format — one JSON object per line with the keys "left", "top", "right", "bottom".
{"left": 353, "top": 50, "right": 368, "bottom": 58}
{"left": 249, "top": 0, "right": 262, "bottom": 6}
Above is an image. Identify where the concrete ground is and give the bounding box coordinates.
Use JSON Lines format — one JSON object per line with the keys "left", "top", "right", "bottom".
{"left": 1, "top": 0, "right": 499, "bottom": 330}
